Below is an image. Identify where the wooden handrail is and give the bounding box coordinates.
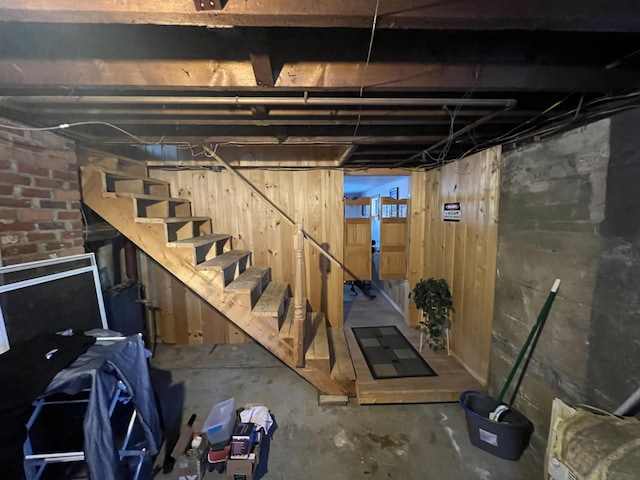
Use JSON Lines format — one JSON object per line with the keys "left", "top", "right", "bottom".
{"left": 201, "top": 146, "right": 344, "bottom": 269}
{"left": 293, "top": 222, "right": 305, "bottom": 368}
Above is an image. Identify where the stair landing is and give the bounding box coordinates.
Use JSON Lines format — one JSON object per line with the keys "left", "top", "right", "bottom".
{"left": 344, "top": 284, "right": 483, "bottom": 404}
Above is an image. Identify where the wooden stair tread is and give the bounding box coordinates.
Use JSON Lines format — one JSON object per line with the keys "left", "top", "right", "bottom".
{"left": 167, "top": 234, "right": 230, "bottom": 248}
{"left": 225, "top": 266, "right": 269, "bottom": 293}
{"left": 136, "top": 216, "right": 210, "bottom": 223}
{"left": 81, "top": 165, "right": 169, "bottom": 184}
{"left": 197, "top": 250, "right": 251, "bottom": 270}
{"left": 106, "top": 192, "right": 188, "bottom": 202}
{"left": 253, "top": 282, "right": 289, "bottom": 317}
{"left": 306, "top": 313, "right": 329, "bottom": 361}
{"left": 330, "top": 328, "right": 356, "bottom": 381}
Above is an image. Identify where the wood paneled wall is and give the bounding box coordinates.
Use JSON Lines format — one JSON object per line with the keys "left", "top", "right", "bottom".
{"left": 409, "top": 147, "right": 500, "bottom": 384}
{"left": 144, "top": 168, "right": 344, "bottom": 344}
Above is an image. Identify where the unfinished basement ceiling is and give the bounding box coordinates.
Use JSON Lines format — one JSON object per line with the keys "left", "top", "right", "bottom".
{"left": 0, "top": 1, "right": 640, "bottom": 169}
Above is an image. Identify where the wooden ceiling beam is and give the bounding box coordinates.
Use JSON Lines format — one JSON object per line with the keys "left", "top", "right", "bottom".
{"left": 1, "top": 59, "right": 636, "bottom": 92}
{"left": 0, "top": 0, "right": 639, "bottom": 31}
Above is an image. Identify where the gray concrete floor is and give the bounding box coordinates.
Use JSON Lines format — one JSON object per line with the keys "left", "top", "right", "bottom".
{"left": 150, "top": 284, "right": 542, "bottom": 479}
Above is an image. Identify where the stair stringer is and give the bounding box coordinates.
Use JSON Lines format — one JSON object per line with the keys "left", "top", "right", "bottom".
{"left": 81, "top": 166, "right": 355, "bottom": 397}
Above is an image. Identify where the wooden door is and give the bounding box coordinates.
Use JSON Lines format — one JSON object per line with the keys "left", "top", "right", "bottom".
{"left": 344, "top": 197, "right": 372, "bottom": 281}
{"left": 379, "top": 197, "right": 409, "bottom": 280}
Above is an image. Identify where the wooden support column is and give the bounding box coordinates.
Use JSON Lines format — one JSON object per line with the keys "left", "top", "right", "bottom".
{"left": 294, "top": 222, "right": 305, "bottom": 368}
{"left": 244, "top": 28, "right": 274, "bottom": 87}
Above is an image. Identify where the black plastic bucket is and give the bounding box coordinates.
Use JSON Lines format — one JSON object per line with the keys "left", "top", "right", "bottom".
{"left": 459, "top": 390, "right": 534, "bottom": 461}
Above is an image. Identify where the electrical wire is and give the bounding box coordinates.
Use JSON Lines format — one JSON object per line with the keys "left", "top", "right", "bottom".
{"left": 352, "top": 0, "right": 380, "bottom": 139}
{"left": 0, "top": 120, "right": 165, "bottom": 144}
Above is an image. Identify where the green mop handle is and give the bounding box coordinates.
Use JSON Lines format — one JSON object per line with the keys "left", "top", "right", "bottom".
{"left": 494, "top": 279, "right": 561, "bottom": 408}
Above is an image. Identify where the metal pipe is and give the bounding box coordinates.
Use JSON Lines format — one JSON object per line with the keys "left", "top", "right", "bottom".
{"left": 614, "top": 385, "right": 640, "bottom": 416}
{"left": 2, "top": 95, "right": 517, "bottom": 109}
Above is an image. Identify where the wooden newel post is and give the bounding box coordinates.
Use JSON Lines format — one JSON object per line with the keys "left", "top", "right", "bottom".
{"left": 294, "top": 222, "right": 305, "bottom": 368}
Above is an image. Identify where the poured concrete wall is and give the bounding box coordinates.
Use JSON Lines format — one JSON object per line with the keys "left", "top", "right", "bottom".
{"left": 491, "top": 108, "right": 640, "bottom": 452}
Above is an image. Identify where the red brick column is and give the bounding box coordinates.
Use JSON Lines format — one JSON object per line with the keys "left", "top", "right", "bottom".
{"left": 0, "top": 118, "right": 84, "bottom": 266}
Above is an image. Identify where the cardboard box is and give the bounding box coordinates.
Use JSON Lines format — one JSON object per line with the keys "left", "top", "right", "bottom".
{"left": 171, "top": 418, "right": 209, "bottom": 480}
{"left": 225, "top": 442, "right": 260, "bottom": 480}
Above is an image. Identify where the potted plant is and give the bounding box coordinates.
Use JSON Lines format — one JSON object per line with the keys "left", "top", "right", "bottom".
{"left": 410, "top": 278, "right": 453, "bottom": 351}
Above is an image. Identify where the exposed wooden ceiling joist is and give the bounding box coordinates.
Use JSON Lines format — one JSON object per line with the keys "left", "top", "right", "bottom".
{"left": 0, "top": 0, "right": 639, "bottom": 31}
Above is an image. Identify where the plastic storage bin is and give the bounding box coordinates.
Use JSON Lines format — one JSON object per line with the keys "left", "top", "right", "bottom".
{"left": 459, "top": 390, "right": 534, "bottom": 461}
{"left": 202, "top": 397, "right": 236, "bottom": 444}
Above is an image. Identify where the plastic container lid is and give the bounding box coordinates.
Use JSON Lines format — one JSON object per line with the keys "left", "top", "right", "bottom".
{"left": 202, "top": 397, "right": 236, "bottom": 444}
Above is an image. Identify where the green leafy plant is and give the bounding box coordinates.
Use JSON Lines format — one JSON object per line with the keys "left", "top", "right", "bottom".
{"left": 410, "top": 278, "right": 453, "bottom": 350}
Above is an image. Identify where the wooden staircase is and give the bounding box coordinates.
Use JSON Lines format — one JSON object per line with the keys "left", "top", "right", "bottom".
{"left": 80, "top": 154, "right": 355, "bottom": 397}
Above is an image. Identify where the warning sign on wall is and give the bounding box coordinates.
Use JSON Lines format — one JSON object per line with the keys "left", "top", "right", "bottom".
{"left": 443, "top": 202, "right": 461, "bottom": 222}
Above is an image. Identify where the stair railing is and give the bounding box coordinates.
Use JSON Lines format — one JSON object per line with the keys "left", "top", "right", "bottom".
{"left": 293, "top": 222, "right": 305, "bottom": 367}
{"left": 201, "top": 146, "right": 346, "bottom": 271}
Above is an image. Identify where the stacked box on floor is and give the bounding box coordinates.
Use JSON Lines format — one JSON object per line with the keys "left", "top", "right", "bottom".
{"left": 226, "top": 429, "right": 261, "bottom": 480}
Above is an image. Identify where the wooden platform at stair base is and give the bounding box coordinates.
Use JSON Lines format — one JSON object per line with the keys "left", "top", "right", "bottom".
{"left": 346, "top": 323, "right": 484, "bottom": 404}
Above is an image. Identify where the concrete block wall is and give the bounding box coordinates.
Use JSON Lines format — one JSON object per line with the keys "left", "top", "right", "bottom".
{"left": 491, "top": 108, "right": 640, "bottom": 453}
{"left": 0, "top": 118, "right": 84, "bottom": 266}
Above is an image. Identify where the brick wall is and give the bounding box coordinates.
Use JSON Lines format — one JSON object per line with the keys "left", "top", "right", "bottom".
{"left": 0, "top": 118, "right": 84, "bottom": 266}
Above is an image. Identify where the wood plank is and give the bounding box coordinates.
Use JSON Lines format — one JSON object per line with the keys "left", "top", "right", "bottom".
{"left": 346, "top": 323, "right": 483, "bottom": 404}
{"left": 171, "top": 275, "right": 189, "bottom": 345}
{"left": 197, "top": 250, "right": 251, "bottom": 271}
{"left": 185, "top": 287, "right": 204, "bottom": 345}
{"left": 3, "top": 59, "right": 637, "bottom": 91}
{"left": 305, "top": 313, "right": 330, "bottom": 372}
{"left": 245, "top": 28, "right": 274, "bottom": 88}
{"left": 1, "top": 0, "right": 639, "bottom": 32}
{"left": 279, "top": 301, "right": 295, "bottom": 342}
{"left": 135, "top": 216, "right": 210, "bottom": 223}
{"left": 330, "top": 328, "right": 356, "bottom": 381}
{"left": 253, "top": 281, "right": 289, "bottom": 318}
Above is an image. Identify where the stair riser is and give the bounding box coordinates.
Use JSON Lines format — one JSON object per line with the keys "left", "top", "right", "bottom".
{"left": 201, "top": 255, "right": 251, "bottom": 288}
{"left": 165, "top": 220, "right": 212, "bottom": 242}
{"left": 86, "top": 156, "right": 147, "bottom": 177}
{"left": 135, "top": 199, "right": 192, "bottom": 218}
{"left": 109, "top": 178, "right": 169, "bottom": 197}
{"left": 194, "top": 238, "right": 230, "bottom": 264}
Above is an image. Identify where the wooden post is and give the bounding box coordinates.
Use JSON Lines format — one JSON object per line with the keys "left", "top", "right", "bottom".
{"left": 294, "top": 222, "right": 305, "bottom": 368}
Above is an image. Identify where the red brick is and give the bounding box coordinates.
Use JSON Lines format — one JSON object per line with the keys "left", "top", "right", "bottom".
{"left": 0, "top": 184, "right": 13, "bottom": 195}
{"left": 52, "top": 170, "right": 78, "bottom": 182}
{"left": 36, "top": 155, "right": 67, "bottom": 170}
{"left": 0, "top": 208, "right": 17, "bottom": 220}
{"left": 57, "top": 211, "right": 81, "bottom": 221}
{"left": 70, "top": 201, "right": 81, "bottom": 210}
{"left": 18, "top": 209, "right": 55, "bottom": 222}
{"left": 3, "top": 243, "right": 38, "bottom": 256}
{"left": 27, "top": 232, "right": 56, "bottom": 241}
{"left": 0, "top": 158, "right": 12, "bottom": 170}
{"left": 34, "top": 177, "right": 63, "bottom": 189}
{"left": 10, "top": 148, "right": 35, "bottom": 164}
{"left": 30, "top": 131, "right": 67, "bottom": 150}
{"left": 71, "top": 238, "right": 85, "bottom": 247}
{"left": 66, "top": 181, "right": 79, "bottom": 191}
{"left": 36, "top": 221, "right": 65, "bottom": 231}
{"left": 54, "top": 189, "right": 80, "bottom": 201}
{"left": 63, "top": 246, "right": 85, "bottom": 256}
{"left": 66, "top": 220, "right": 82, "bottom": 231}
{"left": 45, "top": 241, "right": 73, "bottom": 251}
{"left": 39, "top": 200, "right": 67, "bottom": 209}
{"left": 20, "top": 187, "right": 51, "bottom": 199}
{"left": 16, "top": 161, "right": 49, "bottom": 178}
{"left": 0, "top": 198, "right": 31, "bottom": 209}
{"left": 0, "top": 221, "right": 36, "bottom": 232}
{"left": 60, "top": 229, "right": 82, "bottom": 239}
{"left": 0, "top": 172, "right": 31, "bottom": 186}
